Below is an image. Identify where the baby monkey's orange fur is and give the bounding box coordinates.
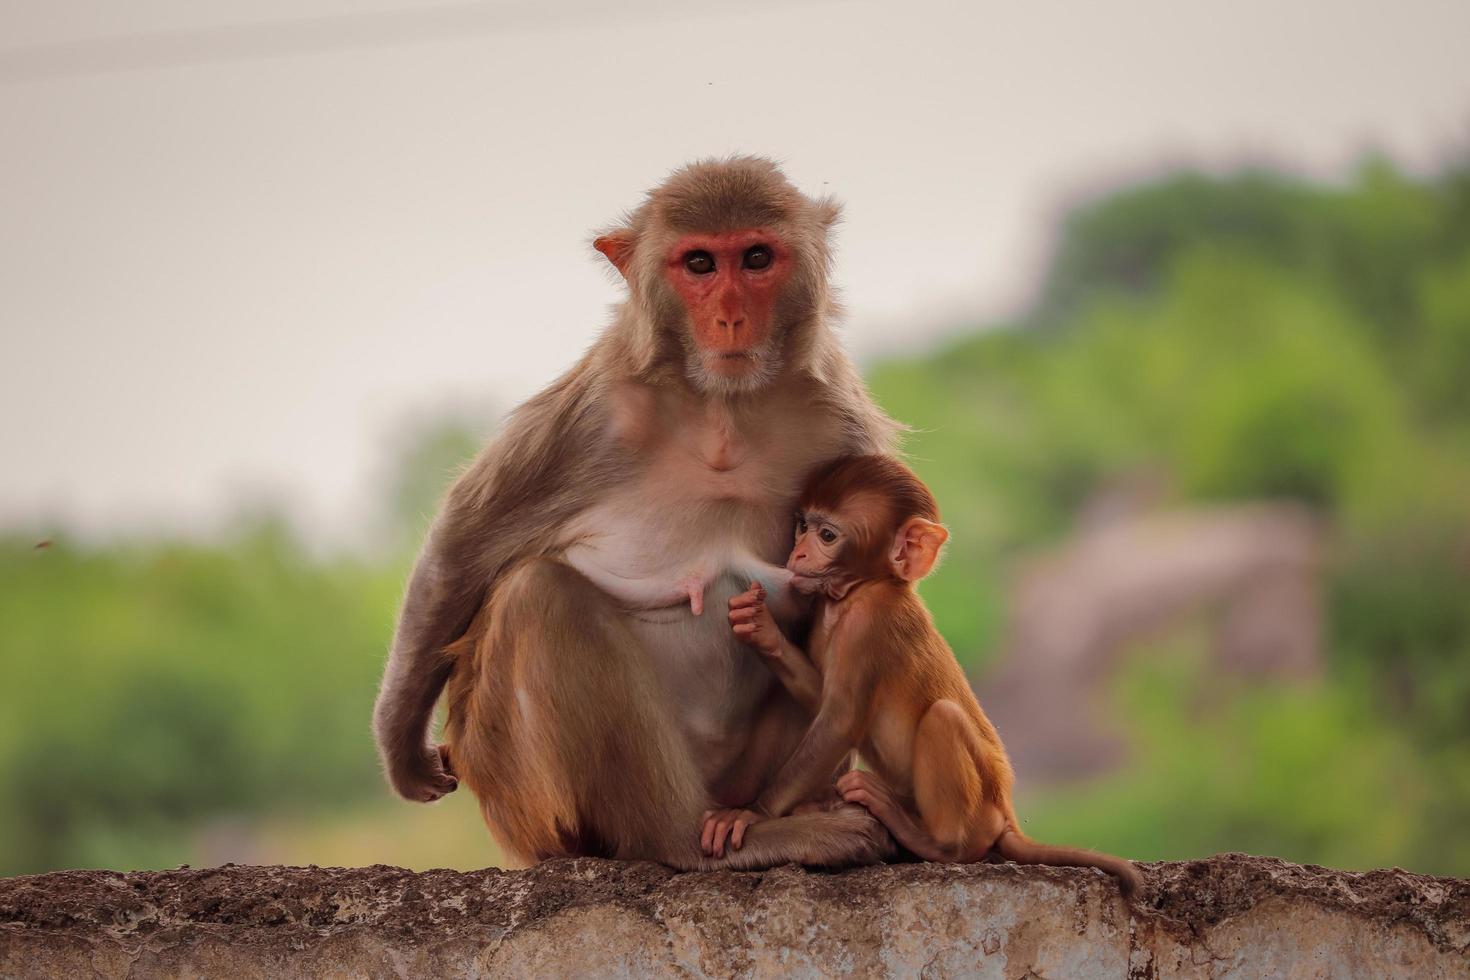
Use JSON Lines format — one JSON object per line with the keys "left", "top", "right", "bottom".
{"left": 708, "top": 454, "right": 1141, "bottom": 897}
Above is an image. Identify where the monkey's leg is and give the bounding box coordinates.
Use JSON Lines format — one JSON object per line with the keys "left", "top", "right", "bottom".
{"left": 444, "top": 557, "right": 713, "bottom": 863}
{"left": 444, "top": 557, "right": 892, "bottom": 869}
{"left": 908, "top": 699, "right": 1004, "bottom": 862}
{"left": 837, "top": 768, "right": 955, "bottom": 862}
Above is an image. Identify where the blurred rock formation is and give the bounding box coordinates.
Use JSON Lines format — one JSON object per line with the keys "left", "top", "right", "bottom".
{"left": 982, "top": 478, "right": 1326, "bottom": 781}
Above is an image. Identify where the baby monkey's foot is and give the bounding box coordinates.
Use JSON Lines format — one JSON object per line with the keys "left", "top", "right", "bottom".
{"left": 700, "top": 806, "right": 767, "bottom": 857}
{"left": 838, "top": 770, "right": 949, "bottom": 861}
{"left": 837, "top": 770, "right": 904, "bottom": 829}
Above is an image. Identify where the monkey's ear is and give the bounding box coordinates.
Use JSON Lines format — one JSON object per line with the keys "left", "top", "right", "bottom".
{"left": 815, "top": 197, "right": 842, "bottom": 231}
{"left": 594, "top": 231, "right": 636, "bottom": 279}
{"left": 890, "top": 517, "right": 948, "bottom": 582}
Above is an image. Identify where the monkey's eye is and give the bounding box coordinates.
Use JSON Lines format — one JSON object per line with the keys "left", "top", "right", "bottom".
{"left": 818, "top": 528, "right": 837, "bottom": 544}
{"left": 743, "top": 245, "right": 772, "bottom": 270}
{"left": 796, "top": 517, "right": 808, "bottom": 535}
{"left": 685, "top": 251, "right": 715, "bottom": 275}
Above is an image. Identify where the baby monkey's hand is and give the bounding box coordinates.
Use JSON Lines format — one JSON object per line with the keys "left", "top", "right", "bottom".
{"left": 729, "top": 583, "right": 782, "bottom": 657}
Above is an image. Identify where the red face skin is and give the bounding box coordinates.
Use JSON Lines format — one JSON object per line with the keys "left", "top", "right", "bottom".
{"left": 662, "top": 230, "right": 792, "bottom": 380}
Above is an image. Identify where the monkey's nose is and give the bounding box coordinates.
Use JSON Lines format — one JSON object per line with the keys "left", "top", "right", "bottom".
{"left": 717, "top": 317, "right": 746, "bottom": 331}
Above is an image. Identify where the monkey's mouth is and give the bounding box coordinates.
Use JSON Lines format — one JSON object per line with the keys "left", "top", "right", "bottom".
{"left": 789, "top": 573, "right": 825, "bottom": 595}
{"left": 706, "top": 350, "right": 760, "bottom": 375}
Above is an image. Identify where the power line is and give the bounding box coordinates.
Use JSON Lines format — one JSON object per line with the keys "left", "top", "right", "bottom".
{"left": 0, "top": 0, "right": 853, "bottom": 85}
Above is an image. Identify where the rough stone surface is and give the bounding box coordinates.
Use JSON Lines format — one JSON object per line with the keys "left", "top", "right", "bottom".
{"left": 2, "top": 854, "right": 1467, "bottom": 978}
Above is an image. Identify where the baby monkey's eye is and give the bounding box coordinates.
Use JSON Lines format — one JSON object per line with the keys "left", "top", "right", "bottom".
{"left": 795, "top": 517, "right": 808, "bottom": 535}
{"left": 818, "top": 528, "right": 837, "bottom": 544}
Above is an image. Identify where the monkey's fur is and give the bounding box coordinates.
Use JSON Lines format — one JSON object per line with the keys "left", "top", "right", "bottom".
{"left": 718, "top": 455, "right": 1142, "bottom": 896}
{"left": 374, "top": 157, "right": 902, "bottom": 869}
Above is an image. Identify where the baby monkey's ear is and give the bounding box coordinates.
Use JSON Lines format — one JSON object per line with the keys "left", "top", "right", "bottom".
{"left": 890, "top": 517, "right": 949, "bottom": 582}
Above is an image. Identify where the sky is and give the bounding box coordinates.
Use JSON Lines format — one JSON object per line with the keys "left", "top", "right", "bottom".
{"left": 2, "top": 0, "right": 1468, "bottom": 545}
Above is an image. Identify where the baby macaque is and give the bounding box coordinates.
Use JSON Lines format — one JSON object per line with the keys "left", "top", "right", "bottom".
{"left": 704, "top": 454, "right": 1142, "bottom": 896}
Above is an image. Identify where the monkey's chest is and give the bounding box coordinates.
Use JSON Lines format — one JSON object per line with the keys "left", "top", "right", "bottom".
{"left": 561, "top": 492, "right": 790, "bottom": 748}
{"left": 557, "top": 414, "right": 841, "bottom": 767}
{"left": 560, "top": 435, "right": 812, "bottom": 584}
{"left": 629, "top": 574, "right": 774, "bottom": 760}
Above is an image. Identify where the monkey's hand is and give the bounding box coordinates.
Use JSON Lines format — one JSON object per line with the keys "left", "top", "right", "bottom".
{"left": 388, "top": 743, "right": 459, "bottom": 803}
{"left": 729, "top": 584, "right": 782, "bottom": 656}
{"left": 700, "top": 806, "right": 768, "bottom": 857}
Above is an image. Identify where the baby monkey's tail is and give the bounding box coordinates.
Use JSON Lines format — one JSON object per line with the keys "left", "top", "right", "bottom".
{"left": 994, "top": 828, "right": 1143, "bottom": 899}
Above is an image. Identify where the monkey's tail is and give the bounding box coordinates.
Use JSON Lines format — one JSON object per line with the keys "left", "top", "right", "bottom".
{"left": 994, "top": 827, "right": 1143, "bottom": 899}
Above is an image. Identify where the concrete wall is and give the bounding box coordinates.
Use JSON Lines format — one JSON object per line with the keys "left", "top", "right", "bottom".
{"left": 2, "top": 854, "right": 1467, "bottom": 978}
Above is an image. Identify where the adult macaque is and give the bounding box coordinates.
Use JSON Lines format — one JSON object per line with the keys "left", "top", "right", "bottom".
{"left": 712, "top": 454, "right": 1143, "bottom": 896}
{"left": 373, "top": 157, "right": 901, "bottom": 869}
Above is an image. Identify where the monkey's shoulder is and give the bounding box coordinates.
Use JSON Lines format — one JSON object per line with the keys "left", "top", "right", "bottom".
{"left": 820, "top": 584, "right": 938, "bottom": 670}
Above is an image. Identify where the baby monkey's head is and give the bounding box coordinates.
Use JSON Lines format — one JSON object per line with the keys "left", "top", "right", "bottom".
{"left": 788, "top": 454, "right": 949, "bottom": 598}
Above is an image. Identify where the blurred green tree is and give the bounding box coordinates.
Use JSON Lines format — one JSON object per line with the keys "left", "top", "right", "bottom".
{"left": 5, "top": 154, "right": 1470, "bottom": 876}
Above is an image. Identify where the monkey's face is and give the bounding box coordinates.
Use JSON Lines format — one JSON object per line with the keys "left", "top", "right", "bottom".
{"left": 787, "top": 509, "right": 846, "bottom": 579}
{"left": 663, "top": 230, "right": 794, "bottom": 390}
{"left": 789, "top": 485, "right": 949, "bottom": 596}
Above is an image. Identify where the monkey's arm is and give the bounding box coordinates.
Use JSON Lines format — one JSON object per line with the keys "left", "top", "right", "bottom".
{"left": 729, "top": 585, "right": 824, "bottom": 713}
{"left": 373, "top": 539, "right": 471, "bottom": 801}
{"left": 752, "top": 703, "right": 860, "bottom": 818}
{"left": 374, "top": 373, "right": 609, "bottom": 802}
{"left": 751, "top": 599, "right": 887, "bottom": 817}
{"left": 762, "top": 635, "right": 824, "bottom": 715}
